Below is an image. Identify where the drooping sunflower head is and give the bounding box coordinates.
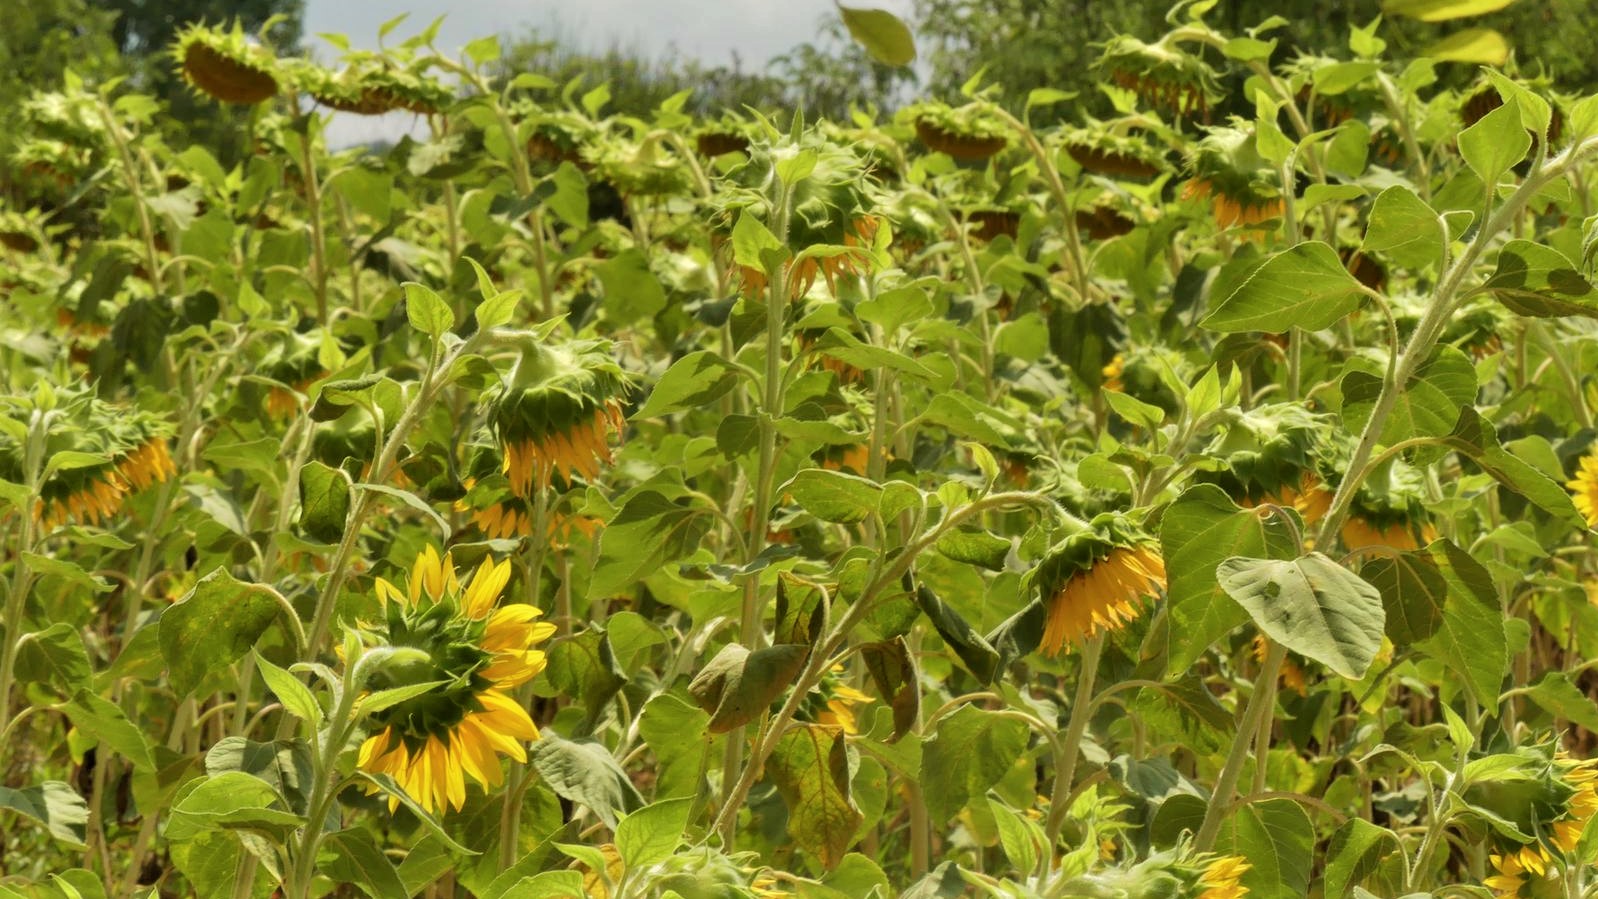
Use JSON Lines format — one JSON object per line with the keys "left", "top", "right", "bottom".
{"left": 586, "top": 132, "right": 693, "bottom": 198}
{"left": 1058, "top": 124, "right": 1169, "bottom": 180}
{"left": 1461, "top": 741, "right": 1584, "bottom": 882}
{"left": 905, "top": 101, "right": 1010, "bottom": 161}
{"left": 717, "top": 133, "right": 881, "bottom": 299}
{"left": 1182, "top": 123, "right": 1285, "bottom": 232}
{"left": 1051, "top": 847, "right": 1249, "bottom": 898}
{"left": 305, "top": 53, "right": 452, "bottom": 117}
{"left": 2, "top": 388, "right": 176, "bottom": 529}
{"left": 171, "top": 22, "right": 282, "bottom": 106}
{"left": 1030, "top": 512, "right": 1166, "bottom": 654}
{"left": 695, "top": 115, "right": 760, "bottom": 159}
{"left": 1097, "top": 34, "right": 1223, "bottom": 120}
{"left": 490, "top": 337, "right": 631, "bottom": 497}
{"left": 358, "top": 547, "right": 555, "bottom": 813}
{"left": 1198, "top": 403, "right": 1328, "bottom": 507}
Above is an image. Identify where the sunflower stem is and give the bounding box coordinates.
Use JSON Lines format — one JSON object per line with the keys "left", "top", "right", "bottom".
{"left": 1194, "top": 640, "right": 1285, "bottom": 852}
{"left": 1042, "top": 633, "right": 1102, "bottom": 878}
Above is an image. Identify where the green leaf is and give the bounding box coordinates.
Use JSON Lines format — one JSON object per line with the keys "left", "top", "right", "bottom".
{"left": 403, "top": 282, "right": 455, "bottom": 338}
{"left": 323, "top": 829, "right": 407, "bottom": 899}
{"left": 298, "top": 460, "right": 350, "bottom": 544}
{"left": 0, "top": 782, "right": 88, "bottom": 845}
{"left": 164, "top": 772, "right": 304, "bottom": 842}
{"left": 204, "top": 737, "right": 314, "bottom": 814}
{"left": 1382, "top": 0, "right": 1517, "bottom": 20}
{"left": 254, "top": 653, "right": 322, "bottom": 729}
{"left": 1159, "top": 485, "right": 1300, "bottom": 674}
{"left": 501, "top": 872, "right": 586, "bottom": 898}
{"left": 635, "top": 351, "right": 741, "bottom": 418}
{"left": 1363, "top": 540, "right": 1506, "bottom": 706}
{"left": 986, "top": 797, "right": 1046, "bottom": 876}
{"left": 201, "top": 438, "right": 283, "bottom": 479}
{"left": 1458, "top": 95, "right": 1529, "bottom": 186}
{"left": 14, "top": 623, "right": 91, "bottom": 698}
{"left": 466, "top": 257, "right": 520, "bottom": 330}
{"left": 784, "top": 469, "right": 883, "bottom": 524}
{"left": 639, "top": 693, "right": 713, "bottom": 799}
{"left": 921, "top": 705, "right": 1028, "bottom": 825}
{"left": 1314, "top": 61, "right": 1380, "bottom": 94}
{"left": 687, "top": 642, "right": 809, "bottom": 733}
{"left": 63, "top": 690, "right": 155, "bottom": 772}
{"left": 1217, "top": 554, "right": 1386, "bottom": 679}
{"left": 856, "top": 284, "right": 934, "bottom": 334}
{"left": 935, "top": 527, "right": 1010, "bottom": 571}
{"left": 23, "top": 553, "right": 110, "bottom": 594}
{"left": 594, "top": 248, "right": 667, "bottom": 325}
{"left": 914, "top": 585, "right": 1000, "bottom": 683}
{"left": 1442, "top": 408, "right": 1583, "bottom": 526}
{"left": 1425, "top": 27, "right": 1510, "bottom": 64}
{"left": 160, "top": 569, "right": 290, "bottom": 698}
{"left": 860, "top": 637, "right": 920, "bottom": 742}
{"left": 732, "top": 211, "right": 785, "bottom": 274}
{"left": 838, "top": 6, "right": 917, "bottom": 66}
{"left": 1484, "top": 240, "right": 1598, "bottom": 319}
{"left": 615, "top": 797, "right": 693, "bottom": 869}
{"left": 1103, "top": 389, "right": 1166, "bottom": 430}
{"left": 1202, "top": 241, "right": 1366, "bottom": 333}
{"left": 590, "top": 491, "right": 712, "bottom": 598}
{"left": 767, "top": 724, "right": 865, "bottom": 871}
{"left": 1341, "top": 345, "right": 1476, "bottom": 443}
{"left": 542, "top": 627, "right": 627, "bottom": 729}
{"left": 1214, "top": 799, "right": 1315, "bottom": 899}
{"left": 1361, "top": 185, "right": 1444, "bottom": 270}
{"left": 1525, "top": 672, "right": 1598, "bottom": 732}
{"left": 528, "top": 732, "right": 643, "bottom": 829}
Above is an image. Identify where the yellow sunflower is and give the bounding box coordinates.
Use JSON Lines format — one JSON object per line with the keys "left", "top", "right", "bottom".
{"left": 1033, "top": 514, "right": 1166, "bottom": 655}
{"left": 492, "top": 339, "right": 630, "bottom": 498}
{"left": 357, "top": 547, "right": 556, "bottom": 814}
{"left": 807, "top": 665, "right": 873, "bottom": 734}
{"left": 1568, "top": 450, "right": 1598, "bottom": 528}
{"left": 1197, "top": 856, "right": 1251, "bottom": 899}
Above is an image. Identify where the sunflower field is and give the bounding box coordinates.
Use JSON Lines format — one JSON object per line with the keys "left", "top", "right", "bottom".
{"left": 7, "top": 0, "right": 1598, "bottom": 896}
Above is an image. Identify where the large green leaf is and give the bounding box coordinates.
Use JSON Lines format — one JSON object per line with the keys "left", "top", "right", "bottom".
{"left": 635, "top": 351, "right": 742, "bottom": 418}
{"left": 1341, "top": 345, "right": 1476, "bottom": 444}
{"left": 164, "top": 772, "right": 304, "bottom": 842}
{"left": 1324, "top": 819, "right": 1403, "bottom": 898}
{"left": 638, "top": 693, "right": 714, "bottom": 799}
{"left": 1360, "top": 185, "right": 1444, "bottom": 270}
{"left": 1159, "top": 485, "right": 1300, "bottom": 674}
{"left": 1458, "top": 96, "right": 1529, "bottom": 186}
{"left": 1201, "top": 242, "right": 1366, "bottom": 333}
{"left": 767, "top": 724, "right": 864, "bottom": 871}
{"left": 1484, "top": 240, "right": 1598, "bottom": 319}
{"left": 1382, "top": 0, "right": 1518, "bottom": 20}
{"left": 0, "top": 782, "right": 88, "bottom": 846}
{"left": 1442, "top": 408, "right": 1583, "bottom": 526}
{"left": 687, "top": 642, "right": 809, "bottom": 733}
{"left": 590, "top": 491, "right": 712, "bottom": 598}
{"left": 1214, "top": 799, "right": 1314, "bottom": 899}
{"left": 614, "top": 797, "right": 693, "bottom": 870}
{"left": 784, "top": 469, "right": 883, "bottom": 524}
{"left": 159, "top": 569, "right": 290, "bottom": 698}
{"left": 1363, "top": 540, "right": 1506, "bottom": 707}
{"left": 920, "top": 705, "right": 1029, "bottom": 825}
{"left": 527, "top": 732, "right": 643, "bottom": 829}
{"left": 323, "top": 829, "right": 408, "bottom": 899}
{"left": 1216, "top": 554, "right": 1386, "bottom": 679}
{"left": 839, "top": 6, "right": 917, "bottom": 66}
{"left": 298, "top": 460, "right": 350, "bottom": 544}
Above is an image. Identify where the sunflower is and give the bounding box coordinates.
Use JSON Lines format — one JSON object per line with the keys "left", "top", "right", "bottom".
{"left": 172, "top": 23, "right": 281, "bottom": 105}
{"left": 800, "top": 665, "right": 873, "bottom": 734}
{"left": 1183, "top": 124, "right": 1284, "bottom": 232}
{"left": 7, "top": 394, "right": 177, "bottom": 529}
{"left": 1098, "top": 35, "right": 1222, "bottom": 119}
{"left": 1059, "top": 126, "right": 1167, "bottom": 180}
{"left": 491, "top": 339, "right": 630, "bottom": 498}
{"left": 1196, "top": 856, "right": 1251, "bottom": 899}
{"left": 906, "top": 101, "right": 1010, "bottom": 161}
{"left": 1101, "top": 354, "right": 1126, "bottom": 392}
{"left": 1551, "top": 753, "right": 1598, "bottom": 855}
{"left": 1033, "top": 514, "right": 1166, "bottom": 654}
{"left": 357, "top": 547, "right": 555, "bottom": 814}
{"left": 1567, "top": 449, "right": 1598, "bottom": 528}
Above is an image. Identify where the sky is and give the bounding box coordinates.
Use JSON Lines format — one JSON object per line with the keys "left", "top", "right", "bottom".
{"left": 301, "top": 0, "right": 917, "bottom": 145}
